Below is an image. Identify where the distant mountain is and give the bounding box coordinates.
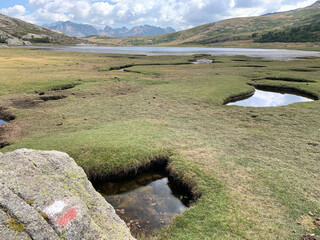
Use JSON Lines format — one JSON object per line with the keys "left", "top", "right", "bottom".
{"left": 0, "top": 14, "right": 85, "bottom": 45}
{"left": 43, "top": 21, "right": 175, "bottom": 37}
{"left": 43, "top": 21, "right": 99, "bottom": 37}
{"left": 103, "top": 25, "right": 175, "bottom": 37}
{"left": 313, "top": 0, "right": 320, "bottom": 5}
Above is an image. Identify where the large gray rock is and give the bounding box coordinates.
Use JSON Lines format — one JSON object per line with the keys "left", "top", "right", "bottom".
{"left": 0, "top": 149, "right": 135, "bottom": 240}
{"left": 5, "top": 38, "right": 24, "bottom": 46}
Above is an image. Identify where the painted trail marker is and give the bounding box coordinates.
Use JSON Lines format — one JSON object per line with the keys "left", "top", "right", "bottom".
{"left": 43, "top": 200, "right": 78, "bottom": 226}
{"left": 44, "top": 200, "right": 66, "bottom": 217}
{"left": 56, "top": 208, "right": 78, "bottom": 227}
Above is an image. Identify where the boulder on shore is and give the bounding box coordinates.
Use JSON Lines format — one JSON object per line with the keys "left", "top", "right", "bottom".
{"left": 0, "top": 149, "right": 135, "bottom": 240}
{"left": 5, "top": 38, "right": 31, "bottom": 46}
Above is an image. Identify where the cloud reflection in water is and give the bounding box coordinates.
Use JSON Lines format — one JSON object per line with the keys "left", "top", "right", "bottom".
{"left": 227, "top": 89, "right": 313, "bottom": 107}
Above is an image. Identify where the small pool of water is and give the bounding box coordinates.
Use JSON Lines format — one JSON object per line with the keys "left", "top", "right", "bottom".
{"left": 191, "top": 59, "right": 213, "bottom": 64}
{"left": 0, "top": 120, "right": 8, "bottom": 125}
{"left": 94, "top": 171, "right": 191, "bottom": 237}
{"left": 227, "top": 89, "right": 314, "bottom": 107}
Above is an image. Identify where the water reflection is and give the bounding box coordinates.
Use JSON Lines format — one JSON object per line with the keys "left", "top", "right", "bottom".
{"left": 227, "top": 89, "right": 314, "bottom": 107}
{"left": 191, "top": 59, "right": 213, "bottom": 64}
{"left": 94, "top": 172, "right": 190, "bottom": 237}
{"left": 0, "top": 120, "right": 8, "bottom": 125}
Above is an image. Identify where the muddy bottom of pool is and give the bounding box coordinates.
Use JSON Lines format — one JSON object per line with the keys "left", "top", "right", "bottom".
{"left": 94, "top": 170, "right": 191, "bottom": 237}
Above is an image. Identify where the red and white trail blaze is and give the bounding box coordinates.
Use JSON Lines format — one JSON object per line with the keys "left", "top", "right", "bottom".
{"left": 56, "top": 208, "right": 78, "bottom": 226}
{"left": 43, "top": 200, "right": 78, "bottom": 226}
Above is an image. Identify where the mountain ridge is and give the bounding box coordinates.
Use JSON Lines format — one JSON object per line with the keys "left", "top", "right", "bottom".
{"left": 86, "top": 1, "right": 320, "bottom": 47}
{"left": 0, "top": 13, "right": 85, "bottom": 45}
{"left": 43, "top": 21, "right": 175, "bottom": 37}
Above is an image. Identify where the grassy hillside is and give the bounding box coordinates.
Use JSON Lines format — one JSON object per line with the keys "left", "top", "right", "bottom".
{"left": 0, "top": 13, "right": 85, "bottom": 45}
{"left": 255, "top": 15, "right": 320, "bottom": 42}
{"left": 86, "top": 2, "right": 320, "bottom": 49}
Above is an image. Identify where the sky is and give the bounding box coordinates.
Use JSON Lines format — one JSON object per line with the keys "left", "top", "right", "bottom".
{"left": 0, "top": 0, "right": 318, "bottom": 30}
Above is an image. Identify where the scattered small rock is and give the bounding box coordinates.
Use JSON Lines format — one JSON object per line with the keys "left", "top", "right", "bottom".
{"left": 309, "top": 211, "right": 315, "bottom": 216}
{"left": 56, "top": 122, "right": 63, "bottom": 126}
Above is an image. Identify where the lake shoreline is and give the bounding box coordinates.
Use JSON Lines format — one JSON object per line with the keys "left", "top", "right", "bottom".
{"left": 26, "top": 45, "right": 320, "bottom": 61}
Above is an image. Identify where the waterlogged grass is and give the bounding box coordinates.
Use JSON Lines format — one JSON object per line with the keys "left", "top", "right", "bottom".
{"left": 1, "top": 48, "right": 320, "bottom": 239}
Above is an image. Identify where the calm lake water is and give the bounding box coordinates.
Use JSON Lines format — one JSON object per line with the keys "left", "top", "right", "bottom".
{"left": 94, "top": 171, "right": 190, "bottom": 237}
{"left": 30, "top": 46, "right": 320, "bottom": 60}
{"left": 227, "top": 89, "right": 314, "bottom": 107}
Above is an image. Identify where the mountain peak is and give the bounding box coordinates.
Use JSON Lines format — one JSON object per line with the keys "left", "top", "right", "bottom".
{"left": 312, "top": 0, "right": 320, "bottom": 5}
{"left": 45, "top": 21, "right": 175, "bottom": 37}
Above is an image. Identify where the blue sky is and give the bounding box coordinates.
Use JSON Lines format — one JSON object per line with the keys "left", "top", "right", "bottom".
{"left": 0, "top": 1, "right": 28, "bottom": 9}
{"left": 0, "top": 0, "right": 317, "bottom": 30}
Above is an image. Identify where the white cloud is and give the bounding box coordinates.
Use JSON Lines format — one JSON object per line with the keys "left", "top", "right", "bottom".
{"left": 28, "top": 0, "right": 50, "bottom": 8}
{"left": 0, "top": 0, "right": 318, "bottom": 30}
{"left": 0, "top": 5, "right": 26, "bottom": 17}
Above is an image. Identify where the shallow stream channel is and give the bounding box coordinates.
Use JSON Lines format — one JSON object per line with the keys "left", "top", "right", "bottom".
{"left": 93, "top": 165, "right": 193, "bottom": 237}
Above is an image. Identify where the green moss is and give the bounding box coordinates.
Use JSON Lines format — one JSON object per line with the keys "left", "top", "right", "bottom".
{"left": 5, "top": 215, "right": 25, "bottom": 232}
{"left": 27, "top": 199, "right": 34, "bottom": 205}
{"left": 39, "top": 211, "right": 50, "bottom": 222}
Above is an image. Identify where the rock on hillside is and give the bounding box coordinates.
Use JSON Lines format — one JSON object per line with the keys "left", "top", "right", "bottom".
{"left": 0, "top": 149, "right": 135, "bottom": 240}
{"left": 0, "top": 14, "right": 85, "bottom": 45}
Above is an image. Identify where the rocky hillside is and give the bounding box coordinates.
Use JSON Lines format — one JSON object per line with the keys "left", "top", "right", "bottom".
{"left": 86, "top": 1, "right": 320, "bottom": 46}
{"left": 0, "top": 14, "right": 85, "bottom": 45}
{"left": 0, "top": 149, "right": 134, "bottom": 239}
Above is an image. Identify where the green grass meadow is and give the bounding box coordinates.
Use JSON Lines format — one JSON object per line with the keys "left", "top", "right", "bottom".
{"left": 0, "top": 48, "right": 319, "bottom": 239}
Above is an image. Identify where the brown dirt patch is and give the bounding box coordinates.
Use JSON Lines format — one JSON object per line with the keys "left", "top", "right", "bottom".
{"left": 40, "top": 95, "right": 67, "bottom": 101}
{"left": 315, "top": 218, "right": 320, "bottom": 229}
{"left": 301, "top": 235, "right": 320, "bottom": 240}
{"left": 0, "top": 121, "right": 24, "bottom": 149}
{"left": 110, "top": 84, "right": 139, "bottom": 96}
{"left": 11, "top": 98, "right": 42, "bottom": 109}
{"left": 0, "top": 107, "right": 16, "bottom": 122}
